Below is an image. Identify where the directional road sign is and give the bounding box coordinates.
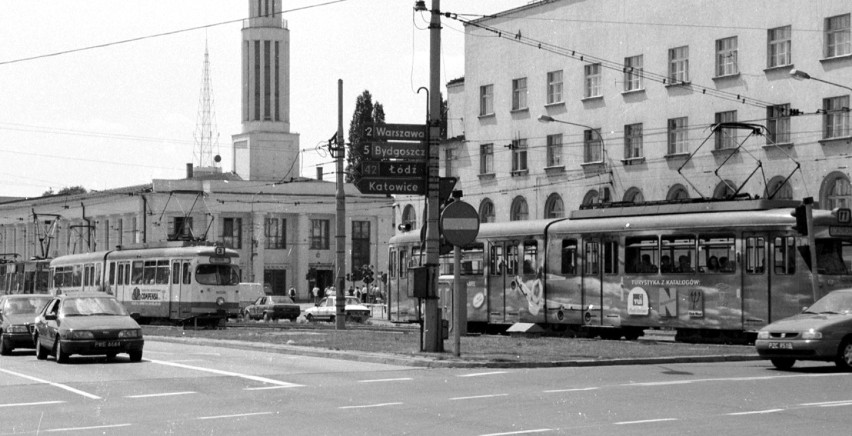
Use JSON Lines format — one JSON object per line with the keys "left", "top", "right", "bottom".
{"left": 364, "top": 123, "right": 426, "bottom": 141}
{"left": 354, "top": 177, "right": 426, "bottom": 195}
{"left": 360, "top": 161, "right": 426, "bottom": 178}
{"left": 359, "top": 141, "right": 428, "bottom": 161}
{"left": 440, "top": 201, "right": 480, "bottom": 247}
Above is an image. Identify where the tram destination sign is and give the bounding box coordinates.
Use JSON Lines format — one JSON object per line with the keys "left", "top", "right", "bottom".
{"left": 354, "top": 177, "right": 426, "bottom": 195}
{"left": 364, "top": 123, "right": 426, "bottom": 141}
{"left": 360, "top": 161, "right": 427, "bottom": 178}
{"left": 359, "top": 141, "right": 427, "bottom": 161}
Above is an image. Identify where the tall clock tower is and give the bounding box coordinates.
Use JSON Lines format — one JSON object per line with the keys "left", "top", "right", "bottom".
{"left": 231, "top": 0, "right": 300, "bottom": 181}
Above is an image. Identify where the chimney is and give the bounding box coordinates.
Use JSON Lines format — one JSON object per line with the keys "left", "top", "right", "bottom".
{"left": 316, "top": 167, "right": 323, "bottom": 181}
{"left": 186, "top": 164, "right": 194, "bottom": 179}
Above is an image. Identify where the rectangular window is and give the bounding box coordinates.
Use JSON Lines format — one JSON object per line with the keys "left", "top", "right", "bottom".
{"left": 561, "top": 239, "right": 577, "bottom": 275}
{"left": 826, "top": 14, "right": 851, "bottom": 58}
{"left": 767, "top": 104, "right": 791, "bottom": 144}
{"left": 668, "top": 46, "right": 689, "bottom": 83}
{"left": 351, "top": 221, "right": 371, "bottom": 272}
{"left": 479, "top": 84, "right": 494, "bottom": 116}
{"left": 626, "top": 236, "right": 659, "bottom": 274}
{"left": 310, "top": 219, "right": 330, "bottom": 250}
{"left": 274, "top": 41, "right": 280, "bottom": 121}
{"left": 745, "top": 236, "right": 766, "bottom": 274}
{"left": 264, "top": 217, "right": 286, "bottom": 249}
{"left": 170, "top": 216, "right": 194, "bottom": 240}
{"left": 444, "top": 148, "right": 455, "bottom": 178}
{"left": 603, "top": 241, "right": 618, "bottom": 275}
{"left": 584, "top": 63, "right": 601, "bottom": 98}
{"left": 547, "top": 70, "right": 563, "bottom": 104}
{"left": 624, "top": 123, "right": 643, "bottom": 159}
{"left": 698, "top": 235, "right": 736, "bottom": 273}
{"left": 584, "top": 129, "right": 602, "bottom": 163}
{"left": 511, "top": 77, "right": 527, "bottom": 110}
{"left": 222, "top": 217, "right": 242, "bottom": 249}
{"left": 263, "top": 40, "right": 271, "bottom": 120}
{"left": 254, "top": 40, "right": 260, "bottom": 120}
{"left": 774, "top": 236, "right": 796, "bottom": 275}
{"left": 546, "top": 134, "right": 562, "bottom": 167}
{"left": 667, "top": 117, "right": 688, "bottom": 155}
{"left": 480, "top": 143, "right": 493, "bottom": 174}
{"left": 716, "top": 36, "right": 738, "bottom": 76}
{"left": 584, "top": 242, "right": 599, "bottom": 275}
{"left": 714, "top": 110, "right": 738, "bottom": 150}
{"left": 824, "top": 96, "right": 850, "bottom": 139}
{"left": 511, "top": 138, "right": 527, "bottom": 172}
{"left": 661, "top": 235, "right": 696, "bottom": 273}
{"left": 522, "top": 242, "right": 537, "bottom": 274}
{"left": 490, "top": 244, "right": 504, "bottom": 276}
{"left": 768, "top": 25, "right": 792, "bottom": 67}
{"left": 624, "top": 55, "right": 643, "bottom": 91}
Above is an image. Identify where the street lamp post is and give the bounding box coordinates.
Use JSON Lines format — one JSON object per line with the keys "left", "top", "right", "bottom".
{"left": 790, "top": 68, "right": 852, "bottom": 92}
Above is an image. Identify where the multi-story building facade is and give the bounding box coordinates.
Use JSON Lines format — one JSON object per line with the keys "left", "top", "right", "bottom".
{"left": 397, "top": 0, "right": 851, "bottom": 228}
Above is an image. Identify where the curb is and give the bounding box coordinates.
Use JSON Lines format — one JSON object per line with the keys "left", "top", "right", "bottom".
{"left": 146, "top": 335, "right": 764, "bottom": 369}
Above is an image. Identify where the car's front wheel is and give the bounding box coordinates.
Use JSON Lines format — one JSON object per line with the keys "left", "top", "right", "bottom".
{"left": 835, "top": 340, "right": 852, "bottom": 371}
{"left": 770, "top": 358, "right": 796, "bottom": 370}
{"left": 128, "top": 350, "right": 143, "bottom": 362}
{"left": 55, "top": 339, "right": 70, "bottom": 364}
{"left": 35, "top": 335, "right": 47, "bottom": 360}
{"left": 0, "top": 337, "right": 12, "bottom": 355}
{"left": 305, "top": 314, "right": 313, "bottom": 322}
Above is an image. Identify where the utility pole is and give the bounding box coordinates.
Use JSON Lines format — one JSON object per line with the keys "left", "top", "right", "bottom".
{"left": 422, "top": 0, "right": 442, "bottom": 352}
{"left": 335, "top": 79, "right": 347, "bottom": 330}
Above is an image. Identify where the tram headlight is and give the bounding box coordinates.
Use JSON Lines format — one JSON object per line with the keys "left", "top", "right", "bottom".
{"left": 216, "top": 297, "right": 225, "bottom": 307}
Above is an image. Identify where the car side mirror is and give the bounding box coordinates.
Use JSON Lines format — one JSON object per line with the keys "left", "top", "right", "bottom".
{"left": 801, "top": 306, "right": 809, "bottom": 313}
{"left": 44, "top": 313, "right": 57, "bottom": 321}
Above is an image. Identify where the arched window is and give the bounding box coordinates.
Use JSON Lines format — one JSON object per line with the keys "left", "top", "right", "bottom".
{"left": 582, "top": 190, "right": 599, "bottom": 206}
{"left": 623, "top": 187, "right": 645, "bottom": 203}
{"left": 544, "top": 193, "right": 564, "bottom": 219}
{"left": 821, "top": 172, "right": 852, "bottom": 209}
{"left": 766, "top": 176, "right": 793, "bottom": 200}
{"left": 479, "top": 199, "right": 495, "bottom": 223}
{"left": 510, "top": 196, "right": 529, "bottom": 221}
{"left": 401, "top": 204, "right": 417, "bottom": 230}
{"left": 667, "top": 184, "right": 690, "bottom": 201}
{"left": 713, "top": 180, "right": 736, "bottom": 199}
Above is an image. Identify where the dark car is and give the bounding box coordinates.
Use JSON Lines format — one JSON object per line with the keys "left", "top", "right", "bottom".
{"left": 755, "top": 288, "right": 852, "bottom": 370}
{"left": 244, "top": 295, "right": 300, "bottom": 322}
{"left": 0, "top": 295, "right": 53, "bottom": 355}
{"left": 32, "top": 293, "right": 144, "bottom": 363}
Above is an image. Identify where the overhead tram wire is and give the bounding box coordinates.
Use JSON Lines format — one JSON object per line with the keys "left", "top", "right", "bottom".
{"left": 0, "top": 0, "right": 349, "bottom": 67}
{"left": 443, "top": 13, "right": 779, "bottom": 110}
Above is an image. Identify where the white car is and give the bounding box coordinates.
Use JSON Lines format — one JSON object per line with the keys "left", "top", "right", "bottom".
{"left": 304, "top": 296, "right": 371, "bottom": 323}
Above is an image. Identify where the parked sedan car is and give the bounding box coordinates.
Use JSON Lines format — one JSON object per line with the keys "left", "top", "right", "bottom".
{"left": 0, "top": 294, "right": 53, "bottom": 355}
{"left": 755, "top": 288, "right": 852, "bottom": 370}
{"left": 304, "top": 296, "right": 371, "bottom": 323}
{"left": 243, "top": 295, "right": 300, "bottom": 322}
{"left": 32, "top": 293, "right": 144, "bottom": 363}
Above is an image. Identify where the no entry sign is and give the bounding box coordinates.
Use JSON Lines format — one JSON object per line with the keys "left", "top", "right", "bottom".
{"left": 440, "top": 201, "right": 479, "bottom": 247}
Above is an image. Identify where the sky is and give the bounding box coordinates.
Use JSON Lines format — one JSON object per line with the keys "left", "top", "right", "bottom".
{"left": 0, "top": 0, "right": 531, "bottom": 197}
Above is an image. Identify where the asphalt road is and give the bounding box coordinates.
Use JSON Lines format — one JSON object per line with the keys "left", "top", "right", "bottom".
{"left": 0, "top": 340, "right": 850, "bottom": 435}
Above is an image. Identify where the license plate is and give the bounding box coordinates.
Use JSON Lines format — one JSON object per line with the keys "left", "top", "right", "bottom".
{"left": 768, "top": 342, "right": 793, "bottom": 350}
{"left": 95, "top": 341, "right": 120, "bottom": 348}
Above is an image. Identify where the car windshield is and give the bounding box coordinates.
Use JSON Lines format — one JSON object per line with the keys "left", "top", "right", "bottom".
{"left": 269, "top": 296, "right": 294, "bottom": 304}
{"left": 345, "top": 297, "right": 361, "bottom": 306}
{"left": 3, "top": 297, "right": 52, "bottom": 315}
{"left": 195, "top": 264, "right": 241, "bottom": 286}
{"left": 806, "top": 291, "right": 852, "bottom": 314}
{"left": 60, "top": 297, "right": 128, "bottom": 317}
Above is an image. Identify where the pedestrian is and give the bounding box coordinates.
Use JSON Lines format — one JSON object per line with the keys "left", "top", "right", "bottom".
{"left": 312, "top": 285, "right": 320, "bottom": 304}
{"left": 288, "top": 286, "right": 296, "bottom": 301}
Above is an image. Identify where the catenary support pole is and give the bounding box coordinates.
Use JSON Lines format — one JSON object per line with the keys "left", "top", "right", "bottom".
{"left": 335, "top": 79, "right": 346, "bottom": 330}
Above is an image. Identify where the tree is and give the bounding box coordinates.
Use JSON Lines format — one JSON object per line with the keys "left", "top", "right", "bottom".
{"left": 346, "top": 90, "right": 385, "bottom": 183}
{"left": 42, "top": 186, "right": 87, "bottom": 197}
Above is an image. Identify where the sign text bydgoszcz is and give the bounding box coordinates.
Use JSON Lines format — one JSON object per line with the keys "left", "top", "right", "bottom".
{"left": 359, "top": 141, "right": 427, "bottom": 160}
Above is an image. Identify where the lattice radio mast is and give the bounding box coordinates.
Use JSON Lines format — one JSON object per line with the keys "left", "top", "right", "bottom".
{"left": 193, "top": 39, "right": 221, "bottom": 169}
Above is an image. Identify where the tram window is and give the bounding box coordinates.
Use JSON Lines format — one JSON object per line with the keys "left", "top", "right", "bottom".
{"left": 155, "top": 260, "right": 169, "bottom": 284}
{"left": 585, "top": 242, "right": 600, "bottom": 275}
{"left": 523, "top": 242, "right": 537, "bottom": 274}
{"left": 603, "top": 241, "right": 618, "bottom": 274}
{"left": 507, "top": 244, "right": 518, "bottom": 275}
{"left": 131, "top": 261, "right": 144, "bottom": 284}
{"left": 626, "top": 236, "right": 658, "bottom": 274}
{"left": 661, "top": 235, "right": 696, "bottom": 273}
{"left": 410, "top": 248, "right": 422, "bottom": 268}
{"left": 95, "top": 263, "right": 102, "bottom": 286}
{"left": 109, "top": 263, "right": 116, "bottom": 285}
{"left": 195, "top": 264, "right": 240, "bottom": 286}
{"left": 562, "top": 239, "right": 578, "bottom": 275}
{"left": 774, "top": 237, "right": 796, "bottom": 275}
{"left": 698, "top": 235, "right": 736, "bottom": 273}
{"left": 142, "top": 261, "right": 157, "bottom": 284}
{"left": 815, "top": 239, "right": 850, "bottom": 275}
{"left": 744, "top": 236, "right": 766, "bottom": 274}
{"left": 83, "top": 264, "right": 91, "bottom": 286}
{"left": 490, "top": 244, "right": 505, "bottom": 275}
{"left": 400, "top": 250, "right": 409, "bottom": 275}
{"left": 72, "top": 265, "right": 82, "bottom": 287}
{"left": 182, "top": 262, "right": 191, "bottom": 285}
{"left": 172, "top": 263, "right": 180, "bottom": 285}
{"left": 388, "top": 249, "right": 396, "bottom": 279}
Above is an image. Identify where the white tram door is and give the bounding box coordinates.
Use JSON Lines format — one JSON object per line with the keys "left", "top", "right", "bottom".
{"left": 112, "top": 261, "right": 132, "bottom": 304}
{"left": 169, "top": 260, "right": 191, "bottom": 320}
{"left": 742, "top": 233, "right": 769, "bottom": 331}
{"left": 487, "top": 241, "right": 517, "bottom": 324}
{"left": 582, "top": 239, "right": 604, "bottom": 326}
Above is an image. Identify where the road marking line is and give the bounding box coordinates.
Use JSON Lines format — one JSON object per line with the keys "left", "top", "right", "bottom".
{"left": 197, "top": 412, "right": 274, "bottom": 420}
{"left": 615, "top": 418, "right": 678, "bottom": 425}
{"left": 480, "top": 430, "right": 552, "bottom": 436}
{"left": 43, "top": 424, "right": 132, "bottom": 432}
{"left": 0, "top": 401, "right": 65, "bottom": 408}
{"left": 624, "top": 373, "right": 847, "bottom": 388}
{"left": 543, "top": 387, "right": 599, "bottom": 393}
{"left": 800, "top": 400, "right": 852, "bottom": 407}
{"left": 0, "top": 368, "right": 101, "bottom": 400}
{"left": 450, "top": 394, "right": 509, "bottom": 401}
{"left": 727, "top": 409, "right": 784, "bottom": 416}
{"left": 457, "top": 371, "right": 508, "bottom": 378}
{"left": 339, "top": 402, "right": 403, "bottom": 410}
{"left": 126, "top": 391, "right": 196, "bottom": 399}
{"left": 167, "top": 359, "right": 205, "bottom": 363}
{"left": 358, "top": 377, "right": 413, "bottom": 383}
{"left": 628, "top": 380, "right": 693, "bottom": 386}
{"left": 148, "top": 359, "right": 303, "bottom": 388}
{"left": 244, "top": 385, "right": 300, "bottom": 391}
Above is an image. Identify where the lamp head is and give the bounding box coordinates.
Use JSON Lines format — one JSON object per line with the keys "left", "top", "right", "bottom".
{"left": 537, "top": 115, "right": 555, "bottom": 123}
